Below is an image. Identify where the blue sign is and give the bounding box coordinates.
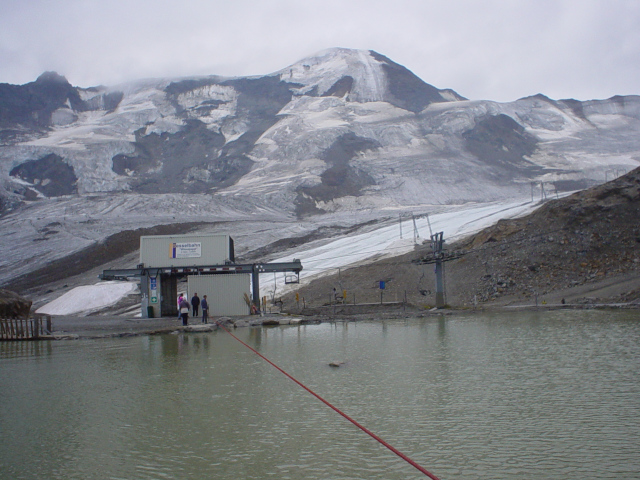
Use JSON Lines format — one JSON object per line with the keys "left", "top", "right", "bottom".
{"left": 379, "top": 281, "right": 385, "bottom": 290}
{"left": 150, "top": 278, "right": 157, "bottom": 289}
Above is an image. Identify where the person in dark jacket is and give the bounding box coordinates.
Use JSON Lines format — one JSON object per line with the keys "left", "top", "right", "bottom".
{"left": 201, "top": 295, "right": 209, "bottom": 324}
{"left": 191, "top": 293, "right": 200, "bottom": 317}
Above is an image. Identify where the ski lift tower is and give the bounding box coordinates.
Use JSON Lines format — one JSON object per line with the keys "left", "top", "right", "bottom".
{"left": 414, "top": 232, "right": 464, "bottom": 309}
{"left": 432, "top": 232, "right": 446, "bottom": 308}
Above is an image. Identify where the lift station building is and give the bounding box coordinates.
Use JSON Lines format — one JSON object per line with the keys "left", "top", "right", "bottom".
{"left": 101, "top": 234, "right": 303, "bottom": 318}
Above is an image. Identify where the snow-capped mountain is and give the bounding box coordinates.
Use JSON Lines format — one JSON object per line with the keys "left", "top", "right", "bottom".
{"left": 0, "top": 48, "right": 639, "bottom": 291}
{"left": 3, "top": 47, "right": 638, "bottom": 215}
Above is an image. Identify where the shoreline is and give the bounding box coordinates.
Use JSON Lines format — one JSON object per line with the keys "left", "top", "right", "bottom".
{"left": 17, "top": 300, "right": 639, "bottom": 340}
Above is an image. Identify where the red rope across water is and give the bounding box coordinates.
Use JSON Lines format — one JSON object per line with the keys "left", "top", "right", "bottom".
{"left": 215, "top": 321, "right": 442, "bottom": 480}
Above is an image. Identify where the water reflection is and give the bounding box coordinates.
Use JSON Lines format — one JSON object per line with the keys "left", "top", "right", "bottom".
{"left": 0, "top": 339, "right": 53, "bottom": 358}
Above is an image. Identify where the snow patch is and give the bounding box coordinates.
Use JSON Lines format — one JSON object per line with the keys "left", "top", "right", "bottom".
{"left": 36, "top": 281, "right": 139, "bottom": 316}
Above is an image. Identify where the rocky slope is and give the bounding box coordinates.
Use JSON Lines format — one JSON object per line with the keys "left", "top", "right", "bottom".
{"left": 281, "top": 166, "right": 640, "bottom": 310}
{"left": 450, "top": 166, "right": 640, "bottom": 305}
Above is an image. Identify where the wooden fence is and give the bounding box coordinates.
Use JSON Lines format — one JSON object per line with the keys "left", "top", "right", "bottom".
{"left": 0, "top": 316, "right": 52, "bottom": 340}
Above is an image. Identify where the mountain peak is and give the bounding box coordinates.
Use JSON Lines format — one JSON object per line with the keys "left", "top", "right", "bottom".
{"left": 35, "top": 71, "right": 70, "bottom": 86}
{"left": 278, "top": 48, "right": 389, "bottom": 101}
{"left": 278, "top": 47, "right": 463, "bottom": 112}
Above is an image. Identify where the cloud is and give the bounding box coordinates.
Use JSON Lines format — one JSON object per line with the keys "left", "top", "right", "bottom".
{"left": 0, "top": 0, "right": 638, "bottom": 102}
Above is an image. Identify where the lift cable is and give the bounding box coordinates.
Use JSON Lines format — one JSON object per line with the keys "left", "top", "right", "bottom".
{"left": 214, "top": 320, "right": 443, "bottom": 480}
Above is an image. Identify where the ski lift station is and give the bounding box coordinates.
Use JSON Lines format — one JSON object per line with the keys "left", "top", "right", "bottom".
{"left": 101, "top": 234, "right": 303, "bottom": 318}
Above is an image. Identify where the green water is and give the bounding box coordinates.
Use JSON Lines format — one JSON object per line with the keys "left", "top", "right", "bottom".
{"left": 1, "top": 310, "right": 639, "bottom": 480}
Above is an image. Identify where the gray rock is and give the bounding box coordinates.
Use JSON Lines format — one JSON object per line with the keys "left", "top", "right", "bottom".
{"left": 0, "top": 289, "right": 32, "bottom": 319}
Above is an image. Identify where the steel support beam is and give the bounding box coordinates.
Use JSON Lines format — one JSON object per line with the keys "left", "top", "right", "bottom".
{"left": 100, "top": 260, "right": 302, "bottom": 280}
{"left": 252, "top": 265, "right": 261, "bottom": 311}
{"left": 431, "top": 232, "right": 446, "bottom": 308}
{"left": 434, "top": 259, "right": 445, "bottom": 308}
{"left": 101, "top": 260, "right": 303, "bottom": 317}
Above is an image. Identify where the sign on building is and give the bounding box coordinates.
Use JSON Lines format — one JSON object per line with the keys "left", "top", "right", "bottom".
{"left": 150, "top": 277, "right": 158, "bottom": 303}
{"left": 170, "top": 242, "right": 202, "bottom": 259}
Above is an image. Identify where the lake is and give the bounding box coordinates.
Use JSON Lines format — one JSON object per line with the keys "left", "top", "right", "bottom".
{"left": 1, "top": 309, "right": 639, "bottom": 480}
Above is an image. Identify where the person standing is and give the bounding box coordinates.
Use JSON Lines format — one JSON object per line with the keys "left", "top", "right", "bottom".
{"left": 191, "top": 292, "right": 200, "bottom": 317}
{"left": 201, "top": 295, "right": 209, "bottom": 324}
{"left": 179, "top": 296, "right": 190, "bottom": 326}
{"left": 177, "top": 293, "right": 184, "bottom": 319}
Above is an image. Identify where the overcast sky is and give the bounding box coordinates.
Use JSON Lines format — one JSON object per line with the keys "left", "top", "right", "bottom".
{"left": 1, "top": 0, "right": 638, "bottom": 102}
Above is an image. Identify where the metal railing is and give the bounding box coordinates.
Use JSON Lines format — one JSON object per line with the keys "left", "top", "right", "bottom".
{"left": 0, "top": 316, "right": 52, "bottom": 340}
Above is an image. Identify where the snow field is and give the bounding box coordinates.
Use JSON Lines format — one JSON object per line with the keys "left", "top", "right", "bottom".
{"left": 36, "top": 281, "right": 139, "bottom": 316}
{"left": 261, "top": 199, "right": 538, "bottom": 298}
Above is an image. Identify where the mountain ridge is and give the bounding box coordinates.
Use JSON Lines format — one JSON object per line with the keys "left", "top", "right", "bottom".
{"left": 0, "top": 47, "right": 639, "bottom": 297}
{"left": 1, "top": 48, "right": 638, "bottom": 217}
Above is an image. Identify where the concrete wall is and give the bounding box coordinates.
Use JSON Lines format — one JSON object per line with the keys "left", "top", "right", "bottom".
{"left": 187, "top": 274, "right": 250, "bottom": 316}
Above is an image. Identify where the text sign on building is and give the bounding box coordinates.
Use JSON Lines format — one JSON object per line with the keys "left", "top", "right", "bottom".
{"left": 170, "top": 242, "right": 202, "bottom": 259}
{"left": 150, "top": 277, "right": 158, "bottom": 303}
